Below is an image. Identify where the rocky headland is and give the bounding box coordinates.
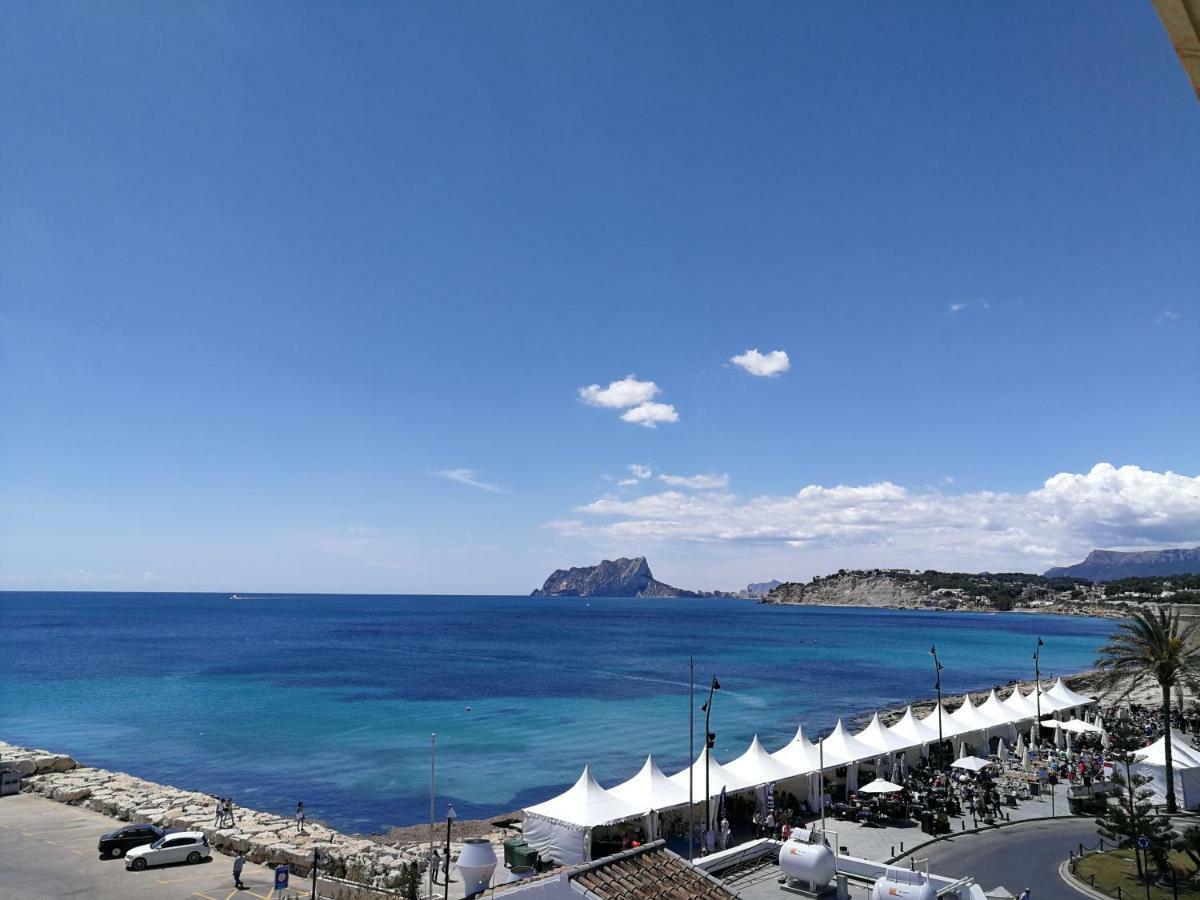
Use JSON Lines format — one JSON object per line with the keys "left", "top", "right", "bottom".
{"left": 761, "top": 569, "right": 1125, "bottom": 617}
{"left": 531, "top": 557, "right": 740, "bottom": 598}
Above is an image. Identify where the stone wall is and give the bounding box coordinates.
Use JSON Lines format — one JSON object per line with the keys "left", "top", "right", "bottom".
{"left": 0, "top": 740, "right": 431, "bottom": 892}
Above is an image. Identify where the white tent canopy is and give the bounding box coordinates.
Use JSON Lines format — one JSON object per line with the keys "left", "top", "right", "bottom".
{"left": 523, "top": 766, "right": 646, "bottom": 866}
{"left": 919, "top": 703, "right": 966, "bottom": 739}
{"left": 819, "top": 719, "right": 878, "bottom": 768}
{"left": 668, "top": 750, "right": 751, "bottom": 799}
{"left": 949, "top": 695, "right": 1000, "bottom": 734}
{"left": 1000, "top": 686, "right": 1040, "bottom": 721}
{"left": 1030, "top": 685, "right": 1074, "bottom": 715}
{"left": 856, "top": 712, "right": 914, "bottom": 755}
{"left": 951, "top": 756, "right": 994, "bottom": 772}
{"left": 1046, "top": 678, "right": 1096, "bottom": 711}
{"left": 608, "top": 755, "right": 692, "bottom": 811}
{"left": 523, "top": 766, "right": 643, "bottom": 828}
{"left": 978, "top": 690, "right": 1018, "bottom": 730}
{"left": 889, "top": 706, "right": 943, "bottom": 746}
{"left": 858, "top": 779, "right": 903, "bottom": 794}
{"left": 1132, "top": 731, "right": 1200, "bottom": 810}
{"left": 772, "top": 725, "right": 821, "bottom": 774}
{"left": 726, "top": 735, "right": 800, "bottom": 786}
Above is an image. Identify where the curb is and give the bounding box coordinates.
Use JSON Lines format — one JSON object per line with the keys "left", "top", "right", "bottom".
{"left": 886, "top": 813, "right": 1080, "bottom": 864}
{"left": 1058, "top": 859, "right": 1112, "bottom": 900}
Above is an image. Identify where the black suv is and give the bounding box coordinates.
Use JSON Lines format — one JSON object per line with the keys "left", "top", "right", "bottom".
{"left": 97, "top": 823, "right": 168, "bottom": 858}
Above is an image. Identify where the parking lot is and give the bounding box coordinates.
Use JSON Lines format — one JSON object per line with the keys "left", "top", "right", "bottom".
{"left": 0, "top": 793, "right": 300, "bottom": 899}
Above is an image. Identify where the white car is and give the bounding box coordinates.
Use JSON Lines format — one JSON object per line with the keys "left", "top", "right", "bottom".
{"left": 125, "top": 831, "right": 211, "bottom": 870}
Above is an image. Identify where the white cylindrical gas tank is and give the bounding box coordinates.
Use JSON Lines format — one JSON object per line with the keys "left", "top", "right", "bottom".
{"left": 456, "top": 838, "right": 498, "bottom": 896}
{"left": 778, "top": 838, "right": 836, "bottom": 886}
{"left": 870, "top": 868, "right": 937, "bottom": 900}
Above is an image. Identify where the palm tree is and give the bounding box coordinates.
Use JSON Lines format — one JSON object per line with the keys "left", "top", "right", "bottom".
{"left": 1095, "top": 607, "right": 1200, "bottom": 814}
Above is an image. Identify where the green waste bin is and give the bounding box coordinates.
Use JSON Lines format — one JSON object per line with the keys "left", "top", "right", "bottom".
{"left": 504, "top": 838, "right": 535, "bottom": 868}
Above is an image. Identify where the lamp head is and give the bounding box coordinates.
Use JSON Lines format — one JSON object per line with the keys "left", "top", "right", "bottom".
{"left": 447, "top": 804, "right": 457, "bottom": 821}
{"left": 712, "top": 677, "right": 721, "bottom": 691}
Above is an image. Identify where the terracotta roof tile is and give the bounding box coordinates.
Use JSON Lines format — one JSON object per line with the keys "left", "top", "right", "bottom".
{"left": 568, "top": 842, "right": 735, "bottom": 900}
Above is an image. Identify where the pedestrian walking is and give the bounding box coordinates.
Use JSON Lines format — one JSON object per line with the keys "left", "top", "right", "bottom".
{"left": 1018, "top": 889, "right": 1030, "bottom": 900}
{"left": 213, "top": 797, "right": 222, "bottom": 825}
{"left": 295, "top": 800, "right": 305, "bottom": 833}
{"left": 430, "top": 849, "right": 441, "bottom": 884}
{"left": 233, "top": 851, "right": 246, "bottom": 889}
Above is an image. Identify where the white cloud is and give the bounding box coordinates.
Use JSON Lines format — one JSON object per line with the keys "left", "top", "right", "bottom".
{"left": 730, "top": 348, "right": 790, "bottom": 377}
{"left": 578, "top": 375, "right": 660, "bottom": 409}
{"left": 435, "top": 468, "right": 506, "bottom": 493}
{"left": 947, "top": 303, "right": 967, "bottom": 313}
{"left": 620, "top": 402, "right": 679, "bottom": 428}
{"left": 628, "top": 464, "right": 652, "bottom": 479}
{"left": 554, "top": 463, "right": 1200, "bottom": 572}
{"left": 659, "top": 472, "right": 730, "bottom": 490}
{"left": 618, "top": 478, "right": 640, "bottom": 486}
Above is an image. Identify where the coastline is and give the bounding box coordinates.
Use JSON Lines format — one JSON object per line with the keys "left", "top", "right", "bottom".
{"left": 757, "top": 597, "right": 1127, "bottom": 619}
{"left": 4, "top": 663, "right": 1124, "bottom": 858}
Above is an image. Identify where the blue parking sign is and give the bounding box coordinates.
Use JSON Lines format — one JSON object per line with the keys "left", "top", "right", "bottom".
{"left": 275, "top": 864, "right": 289, "bottom": 890}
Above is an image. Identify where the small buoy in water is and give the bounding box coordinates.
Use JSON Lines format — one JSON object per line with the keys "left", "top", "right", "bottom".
{"left": 466, "top": 706, "right": 472, "bottom": 712}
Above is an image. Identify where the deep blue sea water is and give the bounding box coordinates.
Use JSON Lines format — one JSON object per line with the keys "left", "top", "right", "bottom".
{"left": 0, "top": 592, "right": 1114, "bottom": 833}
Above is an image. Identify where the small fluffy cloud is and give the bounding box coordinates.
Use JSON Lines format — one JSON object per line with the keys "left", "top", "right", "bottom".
{"left": 629, "top": 464, "right": 652, "bottom": 479}
{"left": 579, "top": 376, "right": 680, "bottom": 428}
{"left": 555, "top": 463, "right": 1200, "bottom": 572}
{"left": 730, "top": 348, "right": 790, "bottom": 377}
{"left": 579, "top": 375, "right": 660, "bottom": 409}
{"left": 947, "top": 303, "right": 967, "bottom": 313}
{"left": 435, "top": 468, "right": 505, "bottom": 493}
{"left": 659, "top": 472, "right": 730, "bottom": 490}
{"left": 621, "top": 402, "right": 679, "bottom": 428}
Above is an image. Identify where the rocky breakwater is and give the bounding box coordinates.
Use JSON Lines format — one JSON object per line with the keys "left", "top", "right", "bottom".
{"left": 0, "top": 740, "right": 433, "bottom": 891}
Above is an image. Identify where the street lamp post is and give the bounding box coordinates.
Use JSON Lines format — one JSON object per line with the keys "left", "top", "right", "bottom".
{"left": 1034, "top": 637, "right": 1044, "bottom": 745}
{"left": 700, "top": 675, "right": 720, "bottom": 855}
{"left": 443, "top": 804, "right": 456, "bottom": 900}
{"left": 688, "top": 657, "right": 695, "bottom": 861}
{"left": 429, "top": 733, "right": 436, "bottom": 899}
{"left": 930, "top": 645, "right": 945, "bottom": 766}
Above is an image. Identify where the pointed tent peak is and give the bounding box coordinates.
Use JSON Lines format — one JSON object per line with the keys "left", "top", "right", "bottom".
{"left": 747, "top": 734, "right": 766, "bottom": 753}
{"left": 790, "top": 724, "right": 815, "bottom": 746}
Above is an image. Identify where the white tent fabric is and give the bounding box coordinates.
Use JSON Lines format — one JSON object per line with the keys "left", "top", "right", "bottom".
{"left": 1061, "top": 719, "right": 1103, "bottom": 735}
{"left": 951, "top": 756, "right": 993, "bottom": 772}
{"left": 523, "top": 766, "right": 645, "bottom": 865}
{"left": 1046, "top": 678, "right": 1096, "bottom": 711}
{"left": 1132, "top": 731, "right": 1200, "bottom": 810}
{"left": 819, "top": 719, "right": 878, "bottom": 767}
{"left": 858, "top": 779, "right": 903, "bottom": 794}
{"left": 889, "top": 706, "right": 942, "bottom": 746}
{"left": 1001, "top": 686, "right": 1040, "bottom": 722}
{"left": 608, "top": 755, "right": 692, "bottom": 811}
{"left": 919, "top": 704, "right": 966, "bottom": 739}
{"left": 523, "top": 766, "right": 644, "bottom": 827}
{"left": 856, "top": 712, "right": 914, "bottom": 755}
{"left": 772, "top": 725, "right": 821, "bottom": 774}
{"left": 949, "top": 695, "right": 1001, "bottom": 734}
{"left": 726, "top": 735, "right": 799, "bottom": 787}
{"left": 978, "top": 690, "right": 1019, "bottom": 732}
{"left": 668, "top": 750, "right": 751, "bottom": 799}
{"left": 1031, "top": 685, "right": 1074, "bottom": 715}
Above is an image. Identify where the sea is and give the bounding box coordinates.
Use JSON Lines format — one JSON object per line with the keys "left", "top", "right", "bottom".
{"left": 0, "top": 592, "right": 1115, "bottom": 834}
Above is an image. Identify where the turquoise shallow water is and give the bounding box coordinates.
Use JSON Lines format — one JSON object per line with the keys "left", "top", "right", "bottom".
{"left": 0, "top": 592, "right": 1114, "bottom": 833}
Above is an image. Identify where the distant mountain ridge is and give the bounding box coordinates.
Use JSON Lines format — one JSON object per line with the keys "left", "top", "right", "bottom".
{"left": 530, "top": 557, "right": 738, "bottom": 598}
{"left": 1045, "top": 547, "right": 1200, "bottom": 582}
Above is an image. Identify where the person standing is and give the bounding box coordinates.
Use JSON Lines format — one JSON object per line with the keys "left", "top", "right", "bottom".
{"left": 1018, "top": 889, "right": 1030, "bottom": 900}
{"left": 232, "top": 851, "right": 246, "bottom": 890}
{"left": 295, "top": 801, "right": 305, "bottom": 833}
{"left": 430, "top": 849, "right": 441, "bottom": 885}
{"left": 719, "top": 816, "right": 731, "bottom": 850}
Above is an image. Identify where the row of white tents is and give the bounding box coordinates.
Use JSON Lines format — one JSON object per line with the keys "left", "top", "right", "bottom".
{"left": 524, "top": 678, "right": 1096, "bottom": 864}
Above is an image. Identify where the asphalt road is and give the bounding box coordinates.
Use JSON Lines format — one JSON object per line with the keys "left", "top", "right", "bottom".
{"left": 0, "top": 793, "right": 296, "bottom": 900}
{"left": 898, "top": 818, "right": 1103, "bottom": 899}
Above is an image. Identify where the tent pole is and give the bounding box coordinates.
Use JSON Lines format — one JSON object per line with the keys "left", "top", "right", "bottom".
{"left": 688, "top": 656, "right": 694, "bottom": 862}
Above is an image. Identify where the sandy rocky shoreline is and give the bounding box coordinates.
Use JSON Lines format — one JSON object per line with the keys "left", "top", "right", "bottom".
{"left": 4, "top": 669, "right": 1144, "bottom": 889}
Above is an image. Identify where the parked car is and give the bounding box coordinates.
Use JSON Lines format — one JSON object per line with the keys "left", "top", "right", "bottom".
{"left": 125, "top": 831, "right": 211, "bottom": 870}
{"left": 97, "top": 823, "right": 168, "bottom": 858}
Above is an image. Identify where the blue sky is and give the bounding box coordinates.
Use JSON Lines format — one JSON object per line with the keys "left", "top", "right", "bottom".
{"left": 2, "top": 2, "right": 1199, "bottom": 594}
